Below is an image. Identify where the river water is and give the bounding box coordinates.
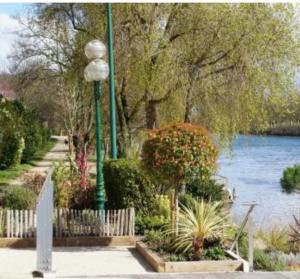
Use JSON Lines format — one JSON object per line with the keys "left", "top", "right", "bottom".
{"left": 218, "top": 135, "right": 300, "bottom": 228}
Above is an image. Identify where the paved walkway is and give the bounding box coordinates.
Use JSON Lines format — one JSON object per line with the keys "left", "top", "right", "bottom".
{"left": 0, "top": 247, "right": 299, "bottom": 279}
{"left": 10, "top": 136, "right": 68, "bottom": 186}
{"left": 0, "top": 247, "right": 152, "bottom": 278}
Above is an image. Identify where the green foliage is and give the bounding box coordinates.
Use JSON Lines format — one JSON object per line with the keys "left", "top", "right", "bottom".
{"left": 11, "top": 3, "right": 300, "bottom": 155}
{"left": 178, "top": 194, "right": 196, "bottom": 209}
{"left": 165, "top": 254, "right": 188, "bottom": 262}
{"left": 187, "top": 178, "right": 226, "bottom": 202}
{"left": 0, "top": 96, "right": 50, "bottom": 169}
{"left": 253, "top": 249, "right": 288, "bottom": 271}
{"left": 103, "top": 159, "right": 157, "bottom": 215}
{"left": 144, "top": 230, "right": 165, "bottom": 250}
{"left": 1, "top": 186, "right": 36, "bottom": 209}
{"left": 0, "top": 134, "right": 24, "bottom": 169}
{"left": 21, "top": 112, "right": 45, "bottom": 163}
{"left": 142, "top": 123, "right": 218, "bottom": 190}
{"left": 135, "top": 215, "right": 169, "bottom": 235}
{"left": 52, "top": 160, "right": 97, "bottom": 209}
{"left": 53, "top": 161, "right": 75, "bottom": 208}
{"left": 258, "top": 228, "right": 290, "bottom": 253}
{"left": 152, "top": 195, "right": 171, "bottom": 220}
{"left": 168, "top": 199, "right": 229, "bottom": 257}
{"left": 281, "top": 164, "right": 300, "bottom": 193}
{"left": 201, "top": 247, "right": 227, "bottom": 260}
{"left": 0, "top": 164, "right": 31, "bottom": 186}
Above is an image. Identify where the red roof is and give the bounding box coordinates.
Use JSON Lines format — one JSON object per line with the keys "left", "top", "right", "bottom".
{"left": 0, "top": 80, "right": 16, "bottom": 100}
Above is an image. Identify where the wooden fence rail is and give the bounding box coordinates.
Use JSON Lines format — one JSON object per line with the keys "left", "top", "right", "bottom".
{"left": 0, "top": 208, "right": 135, "bottom": 238}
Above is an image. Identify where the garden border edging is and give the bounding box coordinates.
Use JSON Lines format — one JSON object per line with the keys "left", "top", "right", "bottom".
{"left": 0, "top": 236, "right": 135, "bottom": 248}
{"left": 136, "top": 241, "right": 249, "bottom": 273}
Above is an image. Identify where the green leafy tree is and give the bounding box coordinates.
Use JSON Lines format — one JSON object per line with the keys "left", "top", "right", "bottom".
{"left": 141, "top": 123, "right": 218, "bottom": 230}
{"left": 11, "top": 3, "right": 300, "bottom": 154}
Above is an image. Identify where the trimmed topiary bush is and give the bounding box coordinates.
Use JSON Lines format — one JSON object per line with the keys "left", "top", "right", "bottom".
{"left": 103, "top": 159, "right": 157, "bottom": 215}
{"left": 141, "top": 123, "right": 218, "bottom": 229}
{"left": 281, "top": 164, "right": 300, "bottom": 193}
{"left": 142, "top": 123, "right": 218, "bottom": 189}
{"left": 1, "top": 186, "right": 37, "bottom": 209}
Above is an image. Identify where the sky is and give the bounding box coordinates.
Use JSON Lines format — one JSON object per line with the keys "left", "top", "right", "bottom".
{"left": 0, "top": 3, "right": 28, "bottom": 71}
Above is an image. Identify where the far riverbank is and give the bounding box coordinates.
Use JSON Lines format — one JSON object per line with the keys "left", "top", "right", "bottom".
{"left": 258, "top": 123, "right": 300, "bottom": 137}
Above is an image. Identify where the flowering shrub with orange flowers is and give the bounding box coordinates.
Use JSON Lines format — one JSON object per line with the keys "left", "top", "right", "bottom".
{"left": 141, "top": 123, "right": 218, "bottom": 188}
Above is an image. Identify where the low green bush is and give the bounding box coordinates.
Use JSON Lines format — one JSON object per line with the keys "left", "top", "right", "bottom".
{"left": 281, "top": 164, "right": 300, "bottom": 193}
{"left": 103, "top": 159, "right": 157, "bottom": 215}
{"left": 165, "top": 254, "right": 188, "bottom": 262}
{"left": 1, "top": 186, "right": 36, "bottom": 209}
{"left": 186, "top": 178, "right": 226, "bottom": 202}
{"left": 135, "top": 215, "right": 168, "bottom": 235}
{"left": 201, "top": 246, "right": 227, "bottom": 260}
{"left": 144, "top": 230, "right": 164, "bottom": 249}
{"left": 152, "top": 195, "right": 171, "bottom": 220}
{"left": 257, "top": 228, "right": 290, "bottom": 254}
{"left": 254, "top": 249, "right": 288, "bottom": 271}
{"left": 53, "top": 161, "right": 75, "bottom": 208}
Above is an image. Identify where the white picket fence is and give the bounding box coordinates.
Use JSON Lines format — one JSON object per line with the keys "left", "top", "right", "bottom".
{"left": 0, "top": 208, "right": 135, "bottom": 238}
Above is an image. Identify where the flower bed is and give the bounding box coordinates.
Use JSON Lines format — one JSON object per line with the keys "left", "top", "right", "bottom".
{"left": 136, "top": 241, "right": 249, "bottom": 273}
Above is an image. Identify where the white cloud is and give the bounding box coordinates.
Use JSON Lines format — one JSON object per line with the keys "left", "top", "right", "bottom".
{"left": 0, "top": 13, "right": 21, "bottom": 71}
{"left": 0, "top": 14, "right": 20, "bottom": 32}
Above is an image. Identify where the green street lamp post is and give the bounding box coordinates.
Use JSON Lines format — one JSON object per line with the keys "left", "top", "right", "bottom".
{"left": 84, "top": 40, "right": 109, "bottom": 211}
{"left": 106, "top": 3, "right": 117, "bottom": 159}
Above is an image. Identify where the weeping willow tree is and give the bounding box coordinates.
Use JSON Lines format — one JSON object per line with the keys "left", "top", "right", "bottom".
{"left": 169, "top": 4, "right": 300, "bottom": 143}
{"left": 10, "top": 3, "right": 300, "bottom": 154}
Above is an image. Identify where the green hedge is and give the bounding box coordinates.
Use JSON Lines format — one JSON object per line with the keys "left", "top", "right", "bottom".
{"left": 103, "top": 159, "right": 157, "bottom": 215}
{"left": 0, "top": 96, "right": 50, "bottom": 169}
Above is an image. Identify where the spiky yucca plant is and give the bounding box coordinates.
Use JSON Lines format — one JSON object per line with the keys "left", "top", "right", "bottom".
{"left": 170, "top": 199, "right": 229, "bottom": 258}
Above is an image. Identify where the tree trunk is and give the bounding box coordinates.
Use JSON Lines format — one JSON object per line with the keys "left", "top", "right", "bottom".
{"left": 193, "top": 237, "right": 203, "bottom": 260}
{"left": 174, "top": 187, "right": 179, "bottom": 236}
{"left": 115, "top": 93, "right": 131, "bottom": 157}
{"left": 145, "top": 100, "right": 157, "bottom": 129}
{"left": 184, "top": 87, "right": 193, "bottom": 123}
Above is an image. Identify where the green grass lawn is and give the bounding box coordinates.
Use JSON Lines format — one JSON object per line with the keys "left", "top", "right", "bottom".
{"left": 31, "top": 139, "right": 57, "bottom": 162}
{"left": 88, "top": 153, "right": 97, "bottom": 162}
{"left": 0, "top": 139, "right": 57, "bottom": 186}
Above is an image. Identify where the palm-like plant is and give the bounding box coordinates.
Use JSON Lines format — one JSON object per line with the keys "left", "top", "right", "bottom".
{"left": 170, "top": 199, "right": 229, "bottom": 258}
